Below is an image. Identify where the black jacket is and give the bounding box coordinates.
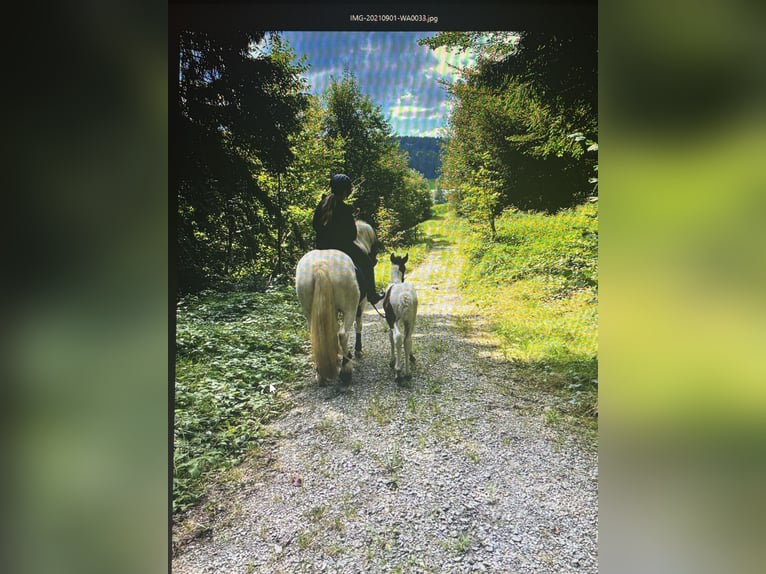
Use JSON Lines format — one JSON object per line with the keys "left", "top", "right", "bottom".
{"left": 312, "top": 195, "right": 357, "bottom": 251}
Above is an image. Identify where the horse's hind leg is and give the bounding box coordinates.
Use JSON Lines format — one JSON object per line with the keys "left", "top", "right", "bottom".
{"left": 339, "top": 311, "right": 355, "bottom": 384}
{"left": 339, "top": 355, "right": 352, "bottom": 384}
{"left": 354, "top": 303, "right": 364, "bottom": 358}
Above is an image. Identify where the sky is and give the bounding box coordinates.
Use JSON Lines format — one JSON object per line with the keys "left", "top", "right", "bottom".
{"left": 279, "top": 32, "right": 476, "bottom": 138}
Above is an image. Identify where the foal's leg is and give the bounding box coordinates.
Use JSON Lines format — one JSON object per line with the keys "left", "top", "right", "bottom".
{"left": 388, "top": 328, "right": 395, "bottom": 369}
{"left": 403, "top": 324, "right": 413, "bottom": 380}
{"left": 393, "top": 324, "right": 405, "bottom": 382}
{"left": 410, "top": 303, "right": 417, "bottom": 365}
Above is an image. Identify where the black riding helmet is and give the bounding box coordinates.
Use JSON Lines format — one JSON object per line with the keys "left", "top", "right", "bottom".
{"left": 330, "top": 174, "right": 352, "bottom": 199}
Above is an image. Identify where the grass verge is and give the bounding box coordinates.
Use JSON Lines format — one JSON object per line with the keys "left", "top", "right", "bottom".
{"left": 417, "top": 203, "right": 598, "bottom": 426}
{"left": 174, "top": 285, "right": 308, "bottom": 515}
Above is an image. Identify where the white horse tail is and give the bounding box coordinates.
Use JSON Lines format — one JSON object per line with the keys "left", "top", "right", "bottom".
{"left": 311, "top": 266, "right": 339, "bottom": 380}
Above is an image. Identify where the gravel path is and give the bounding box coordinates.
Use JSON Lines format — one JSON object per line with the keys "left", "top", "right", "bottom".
{"left": 173, "top": 243, "right": 598, "bottom": 573}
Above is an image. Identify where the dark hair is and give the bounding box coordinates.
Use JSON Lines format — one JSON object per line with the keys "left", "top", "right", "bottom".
{"left": 320, "top": 174, "right": 351, "bottom": 226}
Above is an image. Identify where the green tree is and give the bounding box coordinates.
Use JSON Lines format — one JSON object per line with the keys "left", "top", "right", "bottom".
{"left": 463, "top": 154, "right": 502, "bottom": 239}
{"left": 255, "top": 96, "right": 345, "bottom": 276}
{"left": 322, "top": 73, "right": 432, "bottom": 244}
{"left": 322, "top": 72, "right": 395, "bottom": 222}
{"left": 420, "top": 31, "right": 597, "bottom": 214}
{"left": 176, "top": 30, "right": 309, "bottom": 292}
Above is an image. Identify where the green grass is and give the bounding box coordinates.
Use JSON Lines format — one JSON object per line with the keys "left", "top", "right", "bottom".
{"left": 364, "top": 395, "right": 396, "bottom": 425}
{"left": 453, "top": 533, "right": 472, "bottom": 553}
{"left": 442, "top": 532, "right": 473, "bottom": 554}
{"left": 374, "top": 203, "right": 453, "bottom": 289}
{"left": 464, "top": 443, "right": 481, "bottom": 463}
{"left": 382, "top": 443, "right": 404, "bottom": 474}
{"left": 544, "top": 407, "right": 560, "bottom": 426}
{"left": 323, "top": 543, "right": 345, "bottom": 557}
{"left": 174, "top": 286, "right": 309, "bottom": 514}
{"left": 305, "top": 504, "right": 327, "bottom": 523}
{"left": 296, "top": 530, "right": 316, "bottom": 550}
{"left": 315, "top": 415, "right": 345, "bottom": 443}
{"left": 472, "top": 203, "right": 597, "bottom": 418}
{"left": 415, "top": 203, "right": 598, "bottom": 421}
{"left": 350, "top": 440, "right": 364, "bottom": 454}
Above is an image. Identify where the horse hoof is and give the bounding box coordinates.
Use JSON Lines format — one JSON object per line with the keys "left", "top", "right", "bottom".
{"left": 355, "top": 350, "right": 362, "bottom": 359}
{"left": 404, "top": 373, "right": 412, "bottom": 381}
{"left": 395, "top": 375, "right": 403, "bottom": 383}
{"left": 409, "top": 354, "right": 416, "bottom": 363}
{"left": 339, "top": 371, "right": 352, "bottom": 385}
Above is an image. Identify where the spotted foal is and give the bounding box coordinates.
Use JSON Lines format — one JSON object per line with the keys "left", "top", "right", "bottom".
{"left": 382, "top": 253, "right": 418, "bottom": 383}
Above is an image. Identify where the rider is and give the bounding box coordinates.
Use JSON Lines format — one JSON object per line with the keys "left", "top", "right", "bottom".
{"left": 312, "top": 174, "right": 385, "bottom": 305}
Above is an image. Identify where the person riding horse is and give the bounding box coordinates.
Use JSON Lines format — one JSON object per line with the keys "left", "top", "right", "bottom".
{"left": 312, "top": 174, "right": 385, "bottom": 305}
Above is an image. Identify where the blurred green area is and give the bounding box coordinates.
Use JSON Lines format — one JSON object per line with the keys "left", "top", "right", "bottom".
{"left": 601, "top": 1, "right": 766, "bottom": 572}
{"left": 602, "top": 118, "right": 766, "bottom": 426}
{"left": 8, "top": 3, "right": 167, "bottom": 574}
{"left": 601, "top": 0, "right": 766, "bottom": 433}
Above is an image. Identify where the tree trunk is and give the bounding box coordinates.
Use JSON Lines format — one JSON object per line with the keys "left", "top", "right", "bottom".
{"left": 274, "top": 174, "right": 284, "bottom": 275}
{"left": 225, "top": 212, "right": 233, "bottom": 276}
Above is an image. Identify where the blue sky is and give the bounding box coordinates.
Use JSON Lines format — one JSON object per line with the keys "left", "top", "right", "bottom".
{"left": 278, "top": 32, "right": 476, "bottom": 138}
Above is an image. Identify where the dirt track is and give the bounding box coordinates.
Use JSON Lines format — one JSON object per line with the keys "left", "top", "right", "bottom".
{"left": 173, "top": 242, "right": 598, "bottom": 573}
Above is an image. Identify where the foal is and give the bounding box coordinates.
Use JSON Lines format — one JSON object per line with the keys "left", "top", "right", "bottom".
{"left": 383, "top": 253, "right": 418, "bottom": 383}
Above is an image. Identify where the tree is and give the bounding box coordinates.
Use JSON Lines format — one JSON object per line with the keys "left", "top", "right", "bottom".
{"left": 420, "top": 31, "right": 597, "bottom": 214}
{"left": 465, "top": 154, "right": 502, "bottom": 239}
{"left": 322, "top": 72, "right": 395, "bottom": 222}
{"left": 322, "top": 73, "right": 432, "bottom": 244}
{"left": 176, "top": 30, "right": 309, "bottom": 292}
{"left": 254, "top": 96, "right": 345, "bottom": 276}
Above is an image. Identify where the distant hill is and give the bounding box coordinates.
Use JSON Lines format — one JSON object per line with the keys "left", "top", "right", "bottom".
{"left": 397, "top": 136, "right": 444, "bottom": 179}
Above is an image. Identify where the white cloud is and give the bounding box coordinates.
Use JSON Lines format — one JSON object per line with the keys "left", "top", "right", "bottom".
{"left": 389, "top": 105, "right": 431, "bottom": 120}
{"left": 359, "top": 35, "right": 381, "bottom": 67}
{"left": 389, "top": 92, "right": 434, "bottom": 120}
{"left": 303, "top": 67, "right": 343, "bottom": 95}
{"left": 359, "top": 36, "right": 380, "bottom": 55}
{"left": 425, "top": 46, "right": 476, "bottom": 82}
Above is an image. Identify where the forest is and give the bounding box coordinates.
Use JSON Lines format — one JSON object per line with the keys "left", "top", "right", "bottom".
{"left": 176, "top": 31, "right": 432, "bottom": 294}
{"left": 176, "top": 30, "right": 597, "bottom": 294}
